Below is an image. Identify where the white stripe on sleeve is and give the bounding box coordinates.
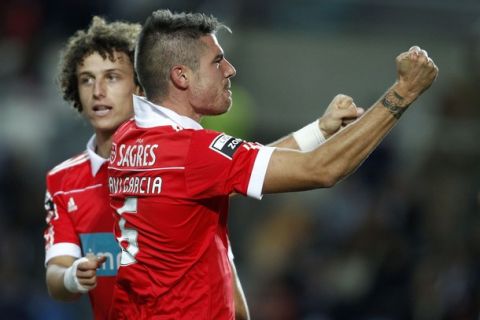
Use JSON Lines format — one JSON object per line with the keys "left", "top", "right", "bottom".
{"left": 246, "top": 146, "right": 275, "bottom": 200}
{"left": 45, "top": 242, "right": 82, "bottom": 266}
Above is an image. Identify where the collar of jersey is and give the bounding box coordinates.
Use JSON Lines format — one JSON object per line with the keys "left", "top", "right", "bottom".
{"left": 86, "top": 135, "right": 107, "bottom": 177}
{"left": 133, "top": 94, "right": 203, "bottom": 130}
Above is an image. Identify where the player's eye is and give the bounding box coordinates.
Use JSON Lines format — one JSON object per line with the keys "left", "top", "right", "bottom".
{"left": 107, "top": 73, "right": 120, "bottom": 82}
{"left": 79, "top": 76, "right": 94, "bottom": 85}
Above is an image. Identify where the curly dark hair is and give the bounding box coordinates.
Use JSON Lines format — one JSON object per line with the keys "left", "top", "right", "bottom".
{"left": 58, "top": 16, "right": 141, "bottom": 112}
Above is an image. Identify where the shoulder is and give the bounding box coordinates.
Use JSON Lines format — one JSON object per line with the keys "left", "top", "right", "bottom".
{"left": 185, "top": 130, "right": 247, "bottom": 163}
{"left": 191, "top": 128, "right": 224, "bottom": 143}
{"left": 47, "top": 151, "right": 90, "bottom": 178}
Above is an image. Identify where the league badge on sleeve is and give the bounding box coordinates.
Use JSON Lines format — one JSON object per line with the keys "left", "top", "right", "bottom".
{"left": 209, "top": 133, "right": 243, "bottom": 160}
{"left": 44, "top": 191, "right": 58, "bottom": 222}
{"left": 110, "top": 142, "right": 117, "bottom": 164}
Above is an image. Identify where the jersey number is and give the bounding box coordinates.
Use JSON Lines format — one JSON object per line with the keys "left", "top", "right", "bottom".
{"left": 116, "top": 197, "right": 139, "bottom": 265}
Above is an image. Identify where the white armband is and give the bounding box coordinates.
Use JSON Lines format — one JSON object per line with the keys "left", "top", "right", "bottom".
{"left": 292, "top": 120, "right": 326, "bottom": 152}
{"left": 63, "top": 257, "right": 90, "bottom": 293}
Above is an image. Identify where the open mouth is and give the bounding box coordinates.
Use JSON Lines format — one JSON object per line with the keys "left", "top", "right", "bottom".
{"left": 93, "top": 105, "right": 112, "bottom": 116}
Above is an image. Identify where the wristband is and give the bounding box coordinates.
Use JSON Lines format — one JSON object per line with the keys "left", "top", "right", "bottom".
{"left": 292, "top": 120, "right": 326, "bottom": 152}
{"left": 63, "top": 257, "right": 90, "bottom": 293}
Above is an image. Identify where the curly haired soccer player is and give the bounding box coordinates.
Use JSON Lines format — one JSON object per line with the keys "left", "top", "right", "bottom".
{"left": 43, "top": 16, "right": 142, "bottom": 319}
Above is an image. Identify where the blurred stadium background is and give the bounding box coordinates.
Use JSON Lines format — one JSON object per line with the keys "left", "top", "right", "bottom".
{"left": 0, "top": 0, "right": 479, "bottom": 319}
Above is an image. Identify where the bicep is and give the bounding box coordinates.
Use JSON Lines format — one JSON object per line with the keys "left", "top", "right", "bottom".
{"left": 262, "top": 148, "right": 322, "bottom": 194}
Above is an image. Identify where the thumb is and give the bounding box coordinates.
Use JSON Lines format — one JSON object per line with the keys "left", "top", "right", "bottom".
{"left": 341, "top": 107, "right": 365, "bottom": 126}
{"left": 94, "top": 255, "right": 107, "bottom": 268}
{"left": 86, "top": 253, "right": 107, "bottom": 268}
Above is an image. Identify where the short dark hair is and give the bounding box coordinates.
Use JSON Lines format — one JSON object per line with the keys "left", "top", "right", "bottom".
{"left": 135, "top": 9, "right": 230, "bottom": 101}
{"left": 58, "top": 16, "right": 141, "bottom": 112}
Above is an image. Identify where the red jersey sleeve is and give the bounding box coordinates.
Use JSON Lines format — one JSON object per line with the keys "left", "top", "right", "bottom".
{"left": 44, "top": 174, "right": 81, "bottom": 265}
{"left": 184, "top": 130, "right": 274, "bottom": 199}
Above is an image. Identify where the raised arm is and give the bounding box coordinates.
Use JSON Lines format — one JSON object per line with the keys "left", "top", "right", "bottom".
{"left": 263, "top": 46, "right": 438, "bottom": 193}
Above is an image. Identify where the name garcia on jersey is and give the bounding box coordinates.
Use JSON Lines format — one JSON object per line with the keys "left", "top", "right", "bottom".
{"left": 109, "top": 142, "right": 162, "bottom": 195}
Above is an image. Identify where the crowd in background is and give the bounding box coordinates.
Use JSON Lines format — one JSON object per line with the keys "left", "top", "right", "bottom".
{"left": 0, "top": 0, "right": 479, "bottom": 319}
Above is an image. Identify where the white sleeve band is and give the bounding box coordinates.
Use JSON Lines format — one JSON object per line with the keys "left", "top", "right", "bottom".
{"left": 246, "top": 146, "right": 275, "bottom": 200}
{"left": 63, "top": 257, "right": 90, "bottom": 294}
{"left": 292, "top": 120, "right": 326, "bottom": 152}
{"left": 45, "top": 242, "right": 82, "bottom": 266}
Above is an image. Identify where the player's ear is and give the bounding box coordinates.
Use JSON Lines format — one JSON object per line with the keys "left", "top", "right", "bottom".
{"left": 134, "top": 84, "right": 144, "bottom": 96}
{"left": 170, "top": 65, "right": 189, "bottom": 90}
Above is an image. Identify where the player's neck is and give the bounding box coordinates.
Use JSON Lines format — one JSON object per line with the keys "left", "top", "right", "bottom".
{"left": 159, "top": 96, "right": 202, "bottom": 123}
{"left": 95, "top": 132, "right": 113, "bottom": 159}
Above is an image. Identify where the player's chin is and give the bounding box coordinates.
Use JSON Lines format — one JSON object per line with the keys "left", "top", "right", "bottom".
{"left": 209, "top": 101, "right": 232, "bottom": 115}
{"left": 223, "top": 96, "right": 233, "bottom": 110}
{"left": 208, "top": 109, "right": 229, "bottom": 116}
{"left": 92, "top": 118, "right": 122, "bottom": 133}
{"left": 220, "top": 102, "right": 232, "bottom": 115}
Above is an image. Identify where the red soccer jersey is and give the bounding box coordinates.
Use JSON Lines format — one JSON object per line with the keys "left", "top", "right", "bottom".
{"left": 107, "top": 95, "right": 274, "bottom": 320}
{"left": 44, "top": 136, "right": 121, "bottom": 320}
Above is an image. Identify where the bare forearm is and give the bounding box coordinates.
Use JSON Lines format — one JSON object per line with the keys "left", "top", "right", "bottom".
{"left": 267, "top": 134, "right": 299, "bottom": 149}
{"left": 230, "top": 260, "right": 250, "bottom": 320}
{"left": 264, "top": 84, "right": 410, "bottom": 193}
{"left": 264, "top": 47, "right": 437, "bottom": 193}
{"left": 312, "top": 94, "right": 396, "bottom": 184}
{"left": 46, "top": 264, "right": 80, "bottom": 301}
{"left": 313, "top": 81, "right": 420, "bottom": 185}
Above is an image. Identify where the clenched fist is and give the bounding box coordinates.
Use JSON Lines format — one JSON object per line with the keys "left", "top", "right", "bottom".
{"left": 319, "top": 94, "right": 364, "bottom": 138}
{"left": 395, "top": 46, "right": 439, "bottom": 104}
